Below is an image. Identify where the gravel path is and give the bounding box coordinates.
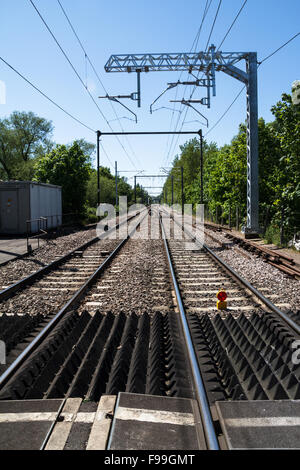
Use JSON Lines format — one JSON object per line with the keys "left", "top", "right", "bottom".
{"left": 0, "top": 237, "right": 119, "bottom": 317}
{"left": 0, "top": 226, "right": 97, "bottom": 288}
{"left": 78, "top": 237, "right": 175, "bottom": 316}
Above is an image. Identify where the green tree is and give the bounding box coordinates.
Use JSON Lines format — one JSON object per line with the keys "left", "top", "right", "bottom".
{"left": 34, "top": 141, "right": 91, "bottom": 214}
{"left": 270, "top": 93, "right": 300, "bottom": 235}
{"left": 0, "top": 111, "right": 53, "bottom": 180}
{"left": 86, "top": 167, "right": 135, "bottom": 208}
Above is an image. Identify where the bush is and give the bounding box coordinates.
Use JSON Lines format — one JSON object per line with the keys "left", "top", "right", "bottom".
{"left": 264, "top": 224, "right": 281, "bottom": 246}
{"left": 82, "top": 207, "right": 98, "bottom": 224}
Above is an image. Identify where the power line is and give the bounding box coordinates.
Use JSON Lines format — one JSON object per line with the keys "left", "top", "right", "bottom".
{"left": 100, "top": 142, "right": 113, "bottom": 167}
{"left": 29, "top": 0, "right": 106, "bottom": 123}
{"left": 0, "top": 55, "right": 96, "bottom": 133}
{"left": 29, "top": 0, "right": 138, "bottom": 170}
{"left": 217, "top": 0, "right": 247, "bottom": 50}
{"left": 204, "top": 85, "right": 245, "bottom": 137}
{"left": 205, "top": 31, "right": 300, "bottom": 138}
{"left": 165, "top": 0, "right": 223, "bottom": 165}
{"left": 56, "top": 0, "right": 141, "bottom": 167}
{"left": 163, "top": 0, "right": 213, "bottom": 166}
{"left": 258, "top": 31, "right": 300, "bottom": 65}
{"left": 204, "top": 0, "right": 223, "bottom": 52}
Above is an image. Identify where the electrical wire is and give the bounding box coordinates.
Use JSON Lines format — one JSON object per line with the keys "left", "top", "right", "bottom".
{"left": 205, "top": 31, "right": 300, "bottom": 138}
{"left": 163, "top": 0, "right": 213, "bottom": 166}
{"left": 164, "top": 0, "right": 223, "bottom": 166}
{"left": 29, "top": 0, "right": 138, "bottom": 170}
{"left": 100, "top": 142, "right": 114, "bottom": 167}
{"left": 56, "top": 0, "right": 141, "bottom": 168}
{"left": 258, "top": 31, "right": 300, "bottom": 65}
{"left": 204, "top": 85, "right": 245, "bottom": 137}
{"left": 217, "top": 0, "right": 247, "bottom": 50}
{"left": 204, "top": 0, "right": 222, "bottom": 52}
{"left": 0, "top": 55, "right": 96, "bottom": 133}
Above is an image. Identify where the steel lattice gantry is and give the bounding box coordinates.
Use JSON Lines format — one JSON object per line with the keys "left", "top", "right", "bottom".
{"left": 105, "top": 46, "right": 259, "bottom": 234}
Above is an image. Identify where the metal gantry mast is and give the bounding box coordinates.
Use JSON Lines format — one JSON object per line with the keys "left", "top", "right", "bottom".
{"left": 104, "top": 45, "right": 259, "bottom": 234}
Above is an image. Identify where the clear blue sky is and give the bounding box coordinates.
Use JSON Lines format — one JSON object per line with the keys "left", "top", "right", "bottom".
{"left": 1, "top": 0, "right": 299, "bottom": 195}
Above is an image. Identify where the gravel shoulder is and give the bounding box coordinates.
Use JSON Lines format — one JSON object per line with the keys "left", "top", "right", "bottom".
{"left": 204, "top": 228, "right": 300, "bottom": 314}
{"left": 0, "top": 226, "right": 97, "bottom": 288}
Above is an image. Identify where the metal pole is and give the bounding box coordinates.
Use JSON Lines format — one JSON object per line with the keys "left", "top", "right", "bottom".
{"left": 160, "top": 216, "right": 219, "bottom": 450}
{"left": 134, "top": 176, "right": 137, "bottom": 204}
{"left": 171, "top": 175, "right": 174, "bottom": 206}
{"left": 137, "top": 70, "right": 141, "bottom": 108}
{"left": 246, "top": 53, "right": 259, "bottom": 233}
{"left": 200, "top": 130, "right": 203, "bottom": 204}
{"left": 115, "top": 161, "right": 118, "bottom": 208}
{"left": 97, "top": 130, "right": 100, "bottom": 206}
{"left": 181, "top": 166, "right": 184, "bottom": 216}
{"left": 280, "top": 205, "right": 284, "bottom": 245}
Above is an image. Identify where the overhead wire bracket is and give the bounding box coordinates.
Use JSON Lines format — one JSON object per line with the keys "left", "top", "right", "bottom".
{"left": 170, "top": 99, "right": 209, "bottom": 127}
{"left": 151, "top": 106, "right": 182, "bottom": 114}
{"left": 149, "top": 82, "right": 179, "bottom": 114}
{"left": 98, "top": 94, "right": 137, "bottom": 123}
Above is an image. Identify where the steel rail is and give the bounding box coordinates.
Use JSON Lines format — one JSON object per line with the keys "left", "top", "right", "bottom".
{"left": 203, "top": 242, "right": 300, "bottom": 336}
{"left": 159, "top": 213, "right": 220, "bottom": 450}
{"left": 168, "top": 208, "right": 300, "bottom": 336}
{"left": 0, "top": 213, "right": 137, "bottom": 302}
{"left": 0, "top": 210, "right": 148, "bottom": 391}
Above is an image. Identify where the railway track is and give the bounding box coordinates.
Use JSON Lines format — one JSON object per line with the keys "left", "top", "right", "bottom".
{"left": 204, "top": 221, "right": 300, "bottom": 280}
{"left": 0, "top": 206, "right": 300, "bottom": 450}
{"left": 0, "top": 211, "right": 145, "bottom": 377}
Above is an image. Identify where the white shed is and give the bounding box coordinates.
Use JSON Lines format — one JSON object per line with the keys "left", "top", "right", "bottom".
{"left": 0, "top": 181, "right": 62, "bottom": 234}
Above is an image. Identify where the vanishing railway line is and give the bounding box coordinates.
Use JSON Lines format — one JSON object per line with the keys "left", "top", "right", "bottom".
{"left": 204, "top": 221, "right": 300, "bottom": 280}
{"left": 0, "top": 207, "right": 300, "bottom": 450}
{"left": 0, "top": 211, "right": 146, "bottom": 377}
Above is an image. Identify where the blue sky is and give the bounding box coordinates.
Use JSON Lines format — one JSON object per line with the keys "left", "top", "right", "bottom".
{"left": 1, "top": 0, "right": 299, "bottom": 195}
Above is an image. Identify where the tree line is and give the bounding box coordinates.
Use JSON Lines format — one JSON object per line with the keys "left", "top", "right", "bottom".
{"left": 0, "top": 111, "right": 148, "bottom": 222}
{"left": 162, "top": 92, "right": 300, "bottom": 245}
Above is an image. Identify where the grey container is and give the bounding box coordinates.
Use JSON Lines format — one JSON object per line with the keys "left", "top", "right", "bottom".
{"left": 0, "top": 181, "right": 62, "bottom": 234}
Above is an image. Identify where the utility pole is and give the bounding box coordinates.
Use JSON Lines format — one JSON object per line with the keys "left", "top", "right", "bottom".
{"left": 181, "top": 167, "right": 184, "bottom": 216}
{"left": 104, "top": 47, "right": 260, "bottom": 234}
{"left": 96, "top": 130, "right": 101, "bottom": 206}
{"left": 115, "top": 161, "right": 118, "bottom": 209}
{"left": 171, "top": 175, "right": 174, "bottom": 206}
{"left": 134, "top": 176, "right": 137, "bottom": 204}
{"left": 199, "top": 129, "right": 203, "bottom": 205}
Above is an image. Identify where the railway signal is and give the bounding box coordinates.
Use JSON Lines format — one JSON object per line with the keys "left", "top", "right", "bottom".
{"left": 216, "top": 289, "right": 227, "bottom": 310}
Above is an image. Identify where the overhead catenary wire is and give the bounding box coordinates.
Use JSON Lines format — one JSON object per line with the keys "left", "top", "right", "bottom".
{"left": 205, "top": 31, "right": 300, "bottom": 138}
{"left": 204, "top": 0, "right": 223, "bottom": 52}
{"left": 0, "top": 55, "right": 96, "bottom": 133}
{"left": 258, "top": 31, "right": 300, "bottom": 65}
{"left": 204, "top": 85, "right": 245, "bottom": 137}
{"left": 0, "top": 56, "right": 115, "bottom": 168}
{"left": 163, "top": 0, "right": 213, "bottom": 166}
{"left": 217, "top": 0, "right": 248, "bottom": 50}
{"left": 165, "top": 0, "right": 223, "bottom": 166}
{"left": 29, "top": 0, "right": 138, "bottom": 170}
{"left": 56, "top": 0, "right": 141, "bottom": 168}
